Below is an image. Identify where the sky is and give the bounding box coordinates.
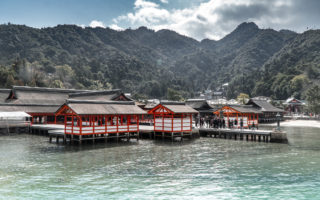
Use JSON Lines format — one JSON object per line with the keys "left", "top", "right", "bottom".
{"left": 0, "top": 0, "right": 320, "bottom": 40}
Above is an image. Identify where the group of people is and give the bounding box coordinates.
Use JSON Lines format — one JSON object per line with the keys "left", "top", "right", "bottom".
{"left": 195, "top": 115, "right": 256, "bottom": 129}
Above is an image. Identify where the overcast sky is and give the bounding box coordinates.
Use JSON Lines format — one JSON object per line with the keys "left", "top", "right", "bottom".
{"left": 0, "top": 0, "right": 319, "bottom": 40}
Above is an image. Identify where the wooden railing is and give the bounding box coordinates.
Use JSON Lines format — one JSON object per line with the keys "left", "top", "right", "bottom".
{"left": 65, "top": 124, "right": 139, "bottom": 135}
{"left": 0, "top": 121, "right": 30, "bottom": 128}
{"left": 154, "top": 118, "right": 191, "bottom": 132}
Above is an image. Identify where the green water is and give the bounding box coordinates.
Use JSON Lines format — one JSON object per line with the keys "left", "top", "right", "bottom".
{"left": 0, "top": 126, "right": 320, "bottom": 200}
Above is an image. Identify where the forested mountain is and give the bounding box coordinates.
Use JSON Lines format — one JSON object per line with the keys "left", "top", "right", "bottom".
{"left": 252, "top": 29, "right": 320, "bottom": 99}
{"left": 0, "top": 22, "right": 319, "bottom": 100}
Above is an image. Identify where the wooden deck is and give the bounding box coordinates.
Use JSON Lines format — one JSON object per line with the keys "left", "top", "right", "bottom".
{"left": 29, "top": 124, "right": 285, "bottom": 144}
{"left": 30, "top": 124, "right": 139, "bottom": 144}
{"left": 198, "top": 128, "right": 272, "bottom": 142}
{"left": 139, "top": 125, "right": 199, "bottom": 141}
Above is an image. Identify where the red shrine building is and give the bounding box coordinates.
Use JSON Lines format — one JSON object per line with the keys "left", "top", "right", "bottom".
{"left": 148, "top": 102, "right": 198, "bottom": 139}
{"left": 214, "top": 105, "right": 261, "bottom": 128}
{"left": 55, "top": 100, "right": 146, "bottom": 141}
{"left": 2, "top": 86, "right": 132, "bottom": 125}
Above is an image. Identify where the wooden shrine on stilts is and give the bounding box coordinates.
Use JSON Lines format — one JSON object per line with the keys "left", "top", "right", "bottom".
{"left": 148, "top": 102, "right": 198, "bottom": 141}
{"left": 214, "top": 105, "right": 261, "bottom": 129}
{"left": 55, "top": 100, "right": 146, "bottom": 144}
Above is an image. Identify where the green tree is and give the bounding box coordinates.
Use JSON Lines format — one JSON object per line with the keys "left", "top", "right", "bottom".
{"left": 290, "top": 74, "right": 309, "bottom": 93}
{"left": 237, "top": 93, "right": 250, "bottom": 104}
{"left": 306, "top": 85, "right": 320, "bottom": 114}
{"left": 49, "top": 80, "right": 64, "bottom": 88}
{"left": 5, "top": 74, "right": 15, "bottom": 88}
{"left": 167, "top": 88, "right": 183, "bottom": 101}
{"left": 55, "top": 65, "right": 75, "bottom": 83}
{"left": 307, "top": 65, "right": 320, "bottom": 79}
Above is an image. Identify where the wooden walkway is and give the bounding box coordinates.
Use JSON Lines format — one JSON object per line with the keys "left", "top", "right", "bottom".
{"left": 30, "top": 124, "right": 139, "bottom": 144}
{"left": 199, "top": 128, "right": 272, "bottom": 142}
{"left": 139, "top": 125, "right": 199, "bottom": 141}
{"left": 29, "top": 124, "right": 279, "bottom": 144}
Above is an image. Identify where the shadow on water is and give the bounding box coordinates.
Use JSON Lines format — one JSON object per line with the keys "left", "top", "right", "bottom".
{"left": 152, "top": 138, "right": 196, "bottom": 146}
{"left": 38, "top": 140, "right": 140, "bottom": 154}
{"left": 39, "top": 137, "right": 198, "bottom": 153}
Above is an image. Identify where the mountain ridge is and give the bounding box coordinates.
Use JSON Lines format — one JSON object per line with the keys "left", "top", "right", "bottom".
{"left": 0, "top": 22, "right": 318, "bottom": 100}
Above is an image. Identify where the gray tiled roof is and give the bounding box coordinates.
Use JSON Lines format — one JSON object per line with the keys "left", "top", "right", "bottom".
{"left": 247, "top": 99, "right": 284, "bottom": 113}
{"left": 62, "top": 100, "right": 146, "bottom": 115}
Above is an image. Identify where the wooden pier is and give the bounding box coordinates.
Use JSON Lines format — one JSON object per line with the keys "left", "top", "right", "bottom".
{"left": 48, "top": 130, "right": 139, "bottom": 144}
{"left": 29, "top": 124, "right": 198, "bottom": 144}
{"left": 29, "top": 124, "right": 286, "bottom": 144}
{"left": 139, "top": 125, "right": 199, "bottom": 141}
{"left": 199, "top": 128, "right": 272, "bottom": 142}
{"left": 29, "top": 124, "right": 140, "bottom": 144}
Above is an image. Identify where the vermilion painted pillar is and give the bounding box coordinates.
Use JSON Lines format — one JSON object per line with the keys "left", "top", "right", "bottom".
{"left": 181, "top": 114, "right": 183, "bottom": 132}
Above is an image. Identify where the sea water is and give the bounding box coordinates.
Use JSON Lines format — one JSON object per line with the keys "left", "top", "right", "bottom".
{"left": 0, "top": 125, "right": 320, "bottom": 199}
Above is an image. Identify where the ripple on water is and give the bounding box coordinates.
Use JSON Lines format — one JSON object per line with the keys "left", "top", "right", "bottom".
{"left": 1, "top": 127, "right": 320, "bottom": 199}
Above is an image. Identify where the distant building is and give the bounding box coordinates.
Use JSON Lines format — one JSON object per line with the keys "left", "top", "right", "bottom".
{"left": 143, "top": 99, "right": 160, "bottom": 111}
{"left": 283, "top": 97, "right": 306, "bottom": 114}
{"left": 246, "top": 98, "right": 285, "bottom": 122}
{"left": 209, "top": 98, "right": 239, "bottom": 106}
{"left": 212, "top": 91, "right": 224, "bottom": 100}
{"left": 186, "top": 99, "right": 215, "bottom": 116}
{"left": 252, "top": 96, "right": 270, "bottom": 101}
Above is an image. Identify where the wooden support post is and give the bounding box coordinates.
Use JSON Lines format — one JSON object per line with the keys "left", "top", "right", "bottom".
{"left": 71, "top": 115, "right": 74, "bottom": 135}
{"left": 181, "top": 132, "right": 184, "bottom": 142}
{"left": 63, "top": 134, "right": 66, "bottom": 144}
{"left": 49, "top": 136, "right": 52, "bottom": 143}
{"left": 56, "top": 136, "right": 59, "bottom": 143}
{"left": 116, "top": 115, "right": 119, "bottom": 133}
{"left": 93, "top": 116, "right": 95, "bottom": 134}
{"left": 104, "top": 134, "right": 108, "bottom": 143}
{"left": 246, "top": 134, "right": 249, "bottom": 141}
{"left": 79, "top": 135, "right": 82, "bottom": 145}
{"left": 116, "top": 132, "right": 119, "bottom": 143}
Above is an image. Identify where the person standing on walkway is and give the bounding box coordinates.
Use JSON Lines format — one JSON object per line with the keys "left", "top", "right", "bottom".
{"left": 195, "top": 115, "right": 200, "bottom": 128}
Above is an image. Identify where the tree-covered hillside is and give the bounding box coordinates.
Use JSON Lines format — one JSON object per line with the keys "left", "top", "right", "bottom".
{"left": 252, "top": 30, "right": 320, "bottom": 100}
{"left": 0, "top": 22, "right": 319, "bottom": 100}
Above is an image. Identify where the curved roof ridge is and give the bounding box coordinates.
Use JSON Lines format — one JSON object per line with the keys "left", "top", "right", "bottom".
{"left": 68, "top": 89, "right": 121, "bottom": 97}
{"left": 160, "top": 101, "right": 185, "bottom": 105}
{"left": 66, "top": 99, "right": 135, "bottom": 105}
{"left": 12, "top": 86, "right": 94, "bottom": 93}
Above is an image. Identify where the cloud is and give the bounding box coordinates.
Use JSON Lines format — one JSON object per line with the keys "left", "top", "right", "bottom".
{"left": 112, "top": 0, "right": 320, "bottom": 40}
{"left": 159, "top": 0, "right": 168, "bottom": 3}
{"left": 89, "top": 20, "right": 106, "bottom": 28}
{"left": 109, "top": 24, "right": 124, "bottom": 31}
{"left": 77, "top": 24, "right": 86, "bottom": 29}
